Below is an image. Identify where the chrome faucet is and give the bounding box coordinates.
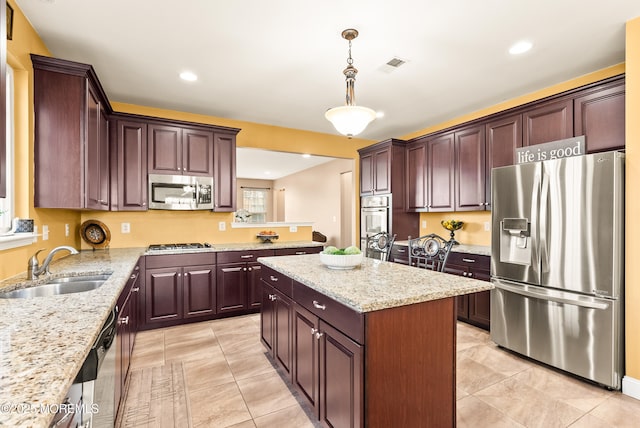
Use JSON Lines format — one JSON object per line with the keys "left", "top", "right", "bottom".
{"left": 28, "top": 246, "right": 79, "bottom": 280}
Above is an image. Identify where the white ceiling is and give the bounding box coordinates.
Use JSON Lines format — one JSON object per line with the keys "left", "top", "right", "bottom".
{"left": 14, "top": 1, "right": 640, "bottom": 143}
{"left": 236, "top": 148, "right": 337, "bottom": 179}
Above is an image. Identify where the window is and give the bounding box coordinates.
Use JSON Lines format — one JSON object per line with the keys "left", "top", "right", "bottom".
{"left": 0, "top": 65, "right": 13, "bottom": 234}
{"left": 242, "top": 188, "right": 268, "bottom": 223}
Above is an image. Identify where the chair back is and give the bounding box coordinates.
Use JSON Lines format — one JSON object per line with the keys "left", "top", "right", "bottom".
{"left": 408, "top": 234, "right": 454, "bottom": 272}
{"left": 365, "top": 232, "right": 397, "bottom": 261}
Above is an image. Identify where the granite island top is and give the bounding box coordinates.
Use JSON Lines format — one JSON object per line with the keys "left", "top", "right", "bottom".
{"left": 258, "top": 253, "right": 494, "bottom": 313}
{"left": 0, "top": 248, "right": 144, "bottom": 427}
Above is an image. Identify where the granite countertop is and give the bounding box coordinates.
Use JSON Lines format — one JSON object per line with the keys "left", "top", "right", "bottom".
{"left": 0, "top": 248, "right": 144, "bottom": 428}
{"left": 258, "top": 254, "right": 493, "bottom": 313}
{"left": 394, "top": 241, "right": 491, "bottom": 257}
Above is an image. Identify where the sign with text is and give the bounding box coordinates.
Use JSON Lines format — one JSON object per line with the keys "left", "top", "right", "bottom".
{"left": 515, "top": 136, "right": 585, "bottom": 164}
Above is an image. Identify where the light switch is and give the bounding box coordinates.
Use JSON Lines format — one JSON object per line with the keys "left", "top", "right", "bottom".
{"left": 290, "top": 225, "right": 297, "bottom": 232}
{"left": 422, "top": 220, "right": 427, "bottom": 228}
{"left": 484, "top": 222, "right": 491, "bottom": 231}
{"left": 42, "top": 225, "right": 49, "bottom": 241}
{"left": 65, "top": 224, "right": 70, "bottom": 237}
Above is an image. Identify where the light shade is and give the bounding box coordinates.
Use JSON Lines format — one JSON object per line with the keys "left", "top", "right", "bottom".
{"left": 325, "top": 105, "right": 376, "bottom": 138}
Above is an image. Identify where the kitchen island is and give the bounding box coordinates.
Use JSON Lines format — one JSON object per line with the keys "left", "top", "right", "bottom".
{"left": 258, "top": 254, "right": 493, "bottom": 428}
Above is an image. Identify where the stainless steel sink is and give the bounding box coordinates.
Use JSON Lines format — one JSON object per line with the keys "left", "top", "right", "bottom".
{"left": 0, "top": 273, "right": 112, "bottom": 299}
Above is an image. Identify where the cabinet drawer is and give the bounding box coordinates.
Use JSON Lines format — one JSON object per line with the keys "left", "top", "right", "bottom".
{"left": 274, "top": 246, "right": 323, "bottom": 256}
{"left": 261, "top": 266, "right": 293, "bottom": 297}
{"left": 293, "top": 281, "right": 364, "bottom": 344}
{"left": 217, "top": 249, "right": 274, "bottom": 264}
{"left": 145, "top": 252, "right": 216, "bottom": 269}
{"left": 446, "top": 252, "right": 490, "bottom": 270}
{"left": 390, "top": 244, "right": 409, "bottom": 264}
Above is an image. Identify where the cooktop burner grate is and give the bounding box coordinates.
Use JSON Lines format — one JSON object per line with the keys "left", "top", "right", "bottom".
{"left": 147, "top": 243, "right": 206, "bottom": 251}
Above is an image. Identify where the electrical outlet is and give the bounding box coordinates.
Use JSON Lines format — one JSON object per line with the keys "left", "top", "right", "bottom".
{"left": 42, "top": 225, "right": 49, "bottom": 241}
{"left": 121, "top": 223, "right": 131, "bottom": 234}
{"left": 218, "top": 221, "right": 226, "bottom": 231}
{"left": 65, "top": 224, "right": 70, "bottom": 237}
{"left": 290, "top": 225, "right": 297, "bottom": 232}
{"left": 484, "top": 221, "right": 491, "bottom": 231}
{"left": 422, "top": 220, "right": 427, "bottom": 228}
{"left": 34, "top": 225, "right": 38, "bottom": 241}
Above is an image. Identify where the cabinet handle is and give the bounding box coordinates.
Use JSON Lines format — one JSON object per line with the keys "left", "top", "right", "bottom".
{"left": 241, "top": 255, "right": 254, "bottom": 259}
{"left": 134, "top": 265, "right": 140, "bottom": 271}
{"left": 270, "top": 275, "right": 279, "bottom": 282}
{"left": 462, "top": 272, "right": 467, "bottom": 276}
{"left": 247, "top": 267, "right": 252, "bottom": 271}
{"left": 315, "top": 331, "right": 324, "bottom": 340}
{"left": 131, "top": 274, "right": 137, "bottom": 279}
{"left": 142, "top": 202, "right": 146, "bottom": 206}
{"left": 132, "top": 287, "right": 140, "bottom": 292}
{"left": 119, "top": 316, "right": 129, "bottom": 325}
{"left": 396, "top": 248, "right": 406, "bottom": 253}
{"left": 269, "top": 294, "right": 276, "bottom": 301}
{"left": 462, "top": 258, "right": 476, "bottom": 263}
{"left": 310, "top": 328, "right": 318, "bottom": 335}
{"left": 178, "top": 273, "right": 182, "bottom": 277}
{"left": 243, "top": 267, "right": 247, "bottom": 272}
{"left": 312, "top": 300, "right": 326, "bottom": 310}
{"left": 295, "top": 251, "right": 306, "bottom": 255}
{"left": 468, "top": 272, "right": 473, "bottom": 278}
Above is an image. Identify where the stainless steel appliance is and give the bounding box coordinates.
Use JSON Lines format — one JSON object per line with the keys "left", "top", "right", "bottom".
{"left": 147, "top": 242, "right": 211, "bottom": 253}
{"left": 490, "top": 151, "right": 624, "bottom": 389}
{"left": 148, "top": 174, "right": 214, "bottom": 210}
{"left": 360, "top": 195, "right": 390, "bottom": 255}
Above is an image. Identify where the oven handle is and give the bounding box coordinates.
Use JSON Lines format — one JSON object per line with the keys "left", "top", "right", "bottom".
{"left": 494, "top": 280, "right": 610, "bottom": 310}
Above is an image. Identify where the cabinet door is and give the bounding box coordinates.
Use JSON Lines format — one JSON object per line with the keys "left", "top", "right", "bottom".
{"left": 274, "top": 289, "right": 293, "bottom": 378}
{"left": 116, "top": 120, "right": 148, "bottom": 210}
{"left": 115, "top": 291, "right": 132, "bottom": 414}
{"left": 145, "top": 267, "right": 183, "bottom": 323}
{"left": 98, "top": 109, "right": 110, "bottom": 209}
{"left": 216, "top": 263, "right": 247, "bottom": 313}
{"left": 468, "top": 291, "right": 491, "bottom": 329}
{"left": 523, "top": 98, "right": 573, "bottom": 146}
{"left": 485, "top": 113, "right": 522, "bottom": 209}
{"left": 456, "top": 295, "right": 469, "bottom": 320}
{"left": 319, "top": 320, "right": 363, "bottom": 428}
{"left": 260, "top": 283, "right": 276, "bottom": 353}
{"left": 213, "top": 133, "right": 237, "bottom": 211}
{"left": 183, "top": 128, "right": 214, "bottom": 176}
{"left": 293, "top": 304, "right": 320, "bottom": 417}
{"left": 455, "top": 126, "right": 486, "bottom": 211}
{"left": 427, "top": 133, "right": 455, "bottom": 211}
{"left": 574, "top": 82, "right": 625, "bottom": 153}
{"left": 148, "top": 124, "right": 182, "bottom": 174}
{"left": 373, "top": 147, "right": 391, "bottom": 194}
{"left": 247, "top": 262, "right": 262, "bottom": 309}
{"left": 183, "top": 265, "right": 216, "bottom": 318}
{"left": 85, "top": 85, "right": 102, "bottom": 209}
{"left": 359, "top": 153, "right": 374, "bottom": 195}
{"left": 405, "top": 140, "right": 427, "bottom": 211}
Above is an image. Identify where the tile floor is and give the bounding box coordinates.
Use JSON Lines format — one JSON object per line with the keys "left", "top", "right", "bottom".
{"left": 118, "top": 314, "right": 640, "bottom": 427}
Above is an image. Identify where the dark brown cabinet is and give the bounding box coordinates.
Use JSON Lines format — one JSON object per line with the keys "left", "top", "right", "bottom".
{"left": 115, "top": 261, "right": 142, "bottom": 418}
{"left": 485, "top": 113, "right": 523, "bottom": 207}
{"left": 273, "top": 246, "right": 323, "bottom": 256}
{"left": 262, "top": 282, "right": 294, "bottom": 378}
{"left": 359, "top": 145, "right": 391, "bottom": 195}
{"left": 213, "top": 132, "right": 237, "bottom": 211}
{"left": 143, "top": 253, "right": 216, "bottom": 329}
{"left": 217, "top": 249, "right": 273, "bottom": 314}
{"left": 405, "top": 139, "right": 428, "bottom": 211}
{"left": 112, "top": 118, "right": 148, "bottom": 211}
{"left": 32, "top": 54, "right": 112, "bottom": 209}
{"left": 523, "top": 98, "right": 573, "bottom": 147}
{"left": 574, "top": 80, "right": 625, "bottom": 153}
{"left": 427, "top": 133, "right": 455, "bottom": 212}
{"left": 147, "top": 124, "right": 214, "bottom": 176}
{"left": 455, "top": 125, "right": 486, "bottom": 211}
{"left": 444, "top": 252, "right": 491, "bottom": 330}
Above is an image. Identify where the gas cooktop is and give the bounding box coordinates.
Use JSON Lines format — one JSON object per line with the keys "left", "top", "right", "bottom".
{"left": 147, "top": 243, "right": 211, "bottom": 252}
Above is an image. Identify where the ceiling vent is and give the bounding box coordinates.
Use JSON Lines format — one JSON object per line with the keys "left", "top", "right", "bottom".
{"left": 386, "top": 57, "right": 406, "bottom": 68}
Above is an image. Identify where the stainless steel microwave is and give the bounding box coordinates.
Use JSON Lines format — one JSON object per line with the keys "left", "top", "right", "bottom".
{"left": 148, "top": 174, "right": 214, "bottom": 210}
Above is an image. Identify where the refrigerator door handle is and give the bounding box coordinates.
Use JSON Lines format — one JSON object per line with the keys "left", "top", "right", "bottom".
{"left": 530, "top": 167, "right": 542, "bottom": 274}
{"left": 494, "top": 280, "right": 610, "bottom": 310}
{"left": 539, "top": 169, "right": 550, "bottom": 274}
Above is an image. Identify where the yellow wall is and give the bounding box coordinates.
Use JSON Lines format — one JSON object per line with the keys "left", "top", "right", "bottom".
{"left": 625, "top": 16, "right": 640, "bottom": 383}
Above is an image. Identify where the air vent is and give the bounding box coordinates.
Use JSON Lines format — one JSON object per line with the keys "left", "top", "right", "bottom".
{"left": 386, "top": 57, "right": 406, "bottom": 68}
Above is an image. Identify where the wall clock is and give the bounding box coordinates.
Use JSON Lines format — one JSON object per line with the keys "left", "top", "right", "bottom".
{"left": 80, "top": 220, "right": 111, "bottom": 249}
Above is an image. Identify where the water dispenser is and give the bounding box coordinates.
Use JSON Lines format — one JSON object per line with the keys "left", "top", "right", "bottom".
{"left": 499, "top": 218, "right": 531, "bottom": 265}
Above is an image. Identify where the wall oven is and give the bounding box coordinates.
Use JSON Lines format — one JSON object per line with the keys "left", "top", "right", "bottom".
{"left": 148, "top": 174, "right": 214, "bottom": 210}
{"left": 360, "top": 195, "right": 390, "bottom": 254}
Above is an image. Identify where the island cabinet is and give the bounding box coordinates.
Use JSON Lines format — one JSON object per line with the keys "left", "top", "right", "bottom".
{"left": 148, "top": 124, "right": 214, "bottom": 176}
{"left": 32, "top": 54, "right": 112, "bottom": 209}
{"left": 217, "top": 249, "right": 274, "bottom": 314}
{"left": 444, "top": 252, "right": 491, "bottom": 330}
{"left": 143, "top": 253, "right": 216, "bottom": 329}
{"left": 260, "top": 266, "right": 457, "bottom": 428}
{"left": 115, "top": 260, "right": 143, "bottom": 417}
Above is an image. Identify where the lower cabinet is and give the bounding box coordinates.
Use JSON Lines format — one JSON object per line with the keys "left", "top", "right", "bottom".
{"left": 260, "top": 265, "right": 456, "bottom": 427}
{"left": 444, "top": 252, "right": 491, "bottom": 330}
{"left": 115, "top": 260, "right": 142, "bottom": 419}
{"left": 143, "top": 253, "right": 216, "bottom": 329}
{"left": 217, "top": 249, "right": 273, "bottom": 314}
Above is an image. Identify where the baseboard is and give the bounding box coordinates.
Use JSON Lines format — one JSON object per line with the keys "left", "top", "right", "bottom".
{"left": 622, "top": 375, "right": 640, "bottom": 400}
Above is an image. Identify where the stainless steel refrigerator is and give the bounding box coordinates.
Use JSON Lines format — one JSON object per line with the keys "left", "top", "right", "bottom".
{"left": 490, "top": 150, "right": 625, "bottom": 389}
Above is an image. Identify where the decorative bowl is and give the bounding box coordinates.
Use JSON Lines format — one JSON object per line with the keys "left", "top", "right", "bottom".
{"left": 441, "top": 220, "right": 464, "bottom": 231}
{"left": 257, "top": 234, "right": 279, "bottom": 243}
{"left": 319, "top": 252, "right": 363, "bottom": 270}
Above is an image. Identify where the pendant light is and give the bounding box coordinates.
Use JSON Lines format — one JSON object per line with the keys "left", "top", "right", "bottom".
{"left": 325, "top": 29, "right": 376, "bottom": 138}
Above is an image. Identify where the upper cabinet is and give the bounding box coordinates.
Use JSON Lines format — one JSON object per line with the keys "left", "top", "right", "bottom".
{"left": 32, "top": 54, "right": 112, "bottom": 210}
{"left": 32, "top": 55, "right": 241, "bottom": 212}
{"left": 358, "top": 139, "right": 408, "bottom": 196}
{"left": 148, "top": 124, "right": 214, "bottom": 176}
{"left": 405, "top": 75, "right": 625, "bottom": 213}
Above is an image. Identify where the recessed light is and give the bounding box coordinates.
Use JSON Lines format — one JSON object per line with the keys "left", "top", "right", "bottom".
{"left": 179, "top": 71, "right": 198, "bottom": 82}
{"left": 509, "top": 41, "right": 533, "bottom": 55}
